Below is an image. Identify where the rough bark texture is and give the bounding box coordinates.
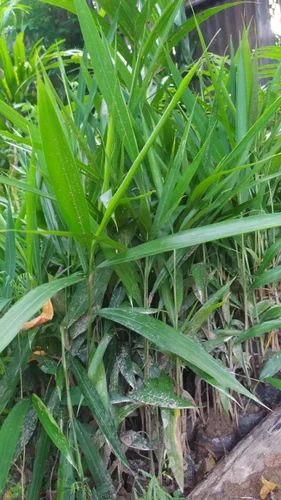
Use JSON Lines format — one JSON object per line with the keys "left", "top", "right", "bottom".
{"left": 188, "top": 405, "right": 281, "bottom": 499}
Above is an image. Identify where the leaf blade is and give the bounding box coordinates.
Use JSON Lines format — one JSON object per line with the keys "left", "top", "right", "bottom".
{"left": 0, "top": 274, "right": 83, "bottom": 353}
{"left": 99, "top": 214, "right": 281, "bottom": 265}
{"left": 38, "top": 77, "right": 91, "bottom": 242}
{"left": 32, "top": 394, "right": 76, "bottom": 469}
{"left": 97, "top": 308, "right": 256, "bottom": 400}
{"left": 71, "top": 358, "right": 128, "bottom": 467}
{"left": 0, "top": 399, "right": 30, "bottom": 495}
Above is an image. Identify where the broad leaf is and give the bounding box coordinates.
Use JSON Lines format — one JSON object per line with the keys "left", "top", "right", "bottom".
{"left": 129, "top": 376, "right": 195, "bottom": 409}
{"left": 38, "top": 77, "right": 91, "bottom": 242}
{"left": 97, "top": 308, "right": 256, "bottom": 399}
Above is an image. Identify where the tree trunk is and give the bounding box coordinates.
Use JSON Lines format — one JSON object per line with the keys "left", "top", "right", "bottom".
{"left": 189, "top": 405, "right": 281, "bottom": 499}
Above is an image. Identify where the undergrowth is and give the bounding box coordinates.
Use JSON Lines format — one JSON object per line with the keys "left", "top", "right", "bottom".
{"left": 0, "top": 0, "right": 281, "bottom": 497}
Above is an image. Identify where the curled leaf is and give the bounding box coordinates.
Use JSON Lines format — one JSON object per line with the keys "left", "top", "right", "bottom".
{"left": 22, "top": 300, "right": 54, "bottom": 331}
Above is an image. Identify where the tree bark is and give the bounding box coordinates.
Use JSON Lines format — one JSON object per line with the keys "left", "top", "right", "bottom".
{"left": 189, "top": 405, "right": 281, "bottom": 499}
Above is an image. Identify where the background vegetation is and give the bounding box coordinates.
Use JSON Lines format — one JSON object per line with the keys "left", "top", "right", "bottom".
{"left": 1, "top": 0, "right": 281, "bottom": 498}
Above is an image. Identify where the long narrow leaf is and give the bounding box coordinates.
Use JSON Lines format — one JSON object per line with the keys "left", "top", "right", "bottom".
{"left": 97, "top": 308, "right": 256, "bottom": 400}
{"left": 75, "top": 420, "right": 115, "bottom": 499}
{"left": 27, "top": 429, "right": 51, "bottom": 500}
{"left": 71, "top": 358, "right": 128, "bottom": 467}
{"left": 74, "top": 0, "right": 138, "bottom": 161}
{"left": 0, "top": 274, "right": 82, "bottom": 353}
{"left": 99, "top": 214, "right": 281, "bottom": 265}
{"left": 38, "top": 77, "right": 91, "bottom": 242}
{"left": 32, "top": 394, "right": 76, "bottom": 469}
{"left": 0, "top": 399, "right": 30, "bottom": 495}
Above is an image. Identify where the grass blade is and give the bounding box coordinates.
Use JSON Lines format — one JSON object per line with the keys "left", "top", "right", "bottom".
{"left": 260, "top": 353, "right": 281, "bottom": 380}
{"left": 71, "top": 358, "right": 128, "bottom": 467}
{"left": 253, "top": 265, "right": 281, "bottom": 288}
{"left": 56, "top": 450, "right": 76, "bottom": 500}
{"left": 96, "top": 55, "right": 203, "bottom": 236}
{"left": 0, "top": 333, "right": 36, "bottom": 414}
{"left": 234, "top": 320, "right": 281, "bottom": 344}
{"left": 74, "top": 419, "right": 115, "bottom": 499}
{"left": 168, "top": 2, "right": 244, "bottom": 48}
{"left": 0, "top": 398, "right": 30, "bottom": 496}
{"left": 99, "top": 213, "right": 281, "bottom": 265}
{"left": 27, "top": 428, "right": 51, "bottom": 500}
{"left": 32, "top": 394, "right": 77, "bottom": 470}
{"left": 74, "top": 0, "right": 138, "bottom": 160}
{"left": 3, "top": 199, "right": 16, "bottom": 298}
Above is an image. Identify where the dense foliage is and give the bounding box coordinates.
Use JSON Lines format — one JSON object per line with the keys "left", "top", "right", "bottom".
{"left": 1, "top": 0, "right": 281, "bottom": 497}
{"left": 24, "top": 0, "right": 82, "bottom": 47}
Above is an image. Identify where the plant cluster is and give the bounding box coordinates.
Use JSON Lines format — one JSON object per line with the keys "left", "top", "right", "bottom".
{"left": 0, "top": 0, "right": 281, "bottom": 498}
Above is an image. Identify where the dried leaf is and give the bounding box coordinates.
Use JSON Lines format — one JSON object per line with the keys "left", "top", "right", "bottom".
{"left": 21, "top": 300, "right": 54, "bottom": 331}
{"left": 260, "top": 476, "right": 278, "bottom": 499}
{"left": 205, "top": 454, "right": 216, "bottom": 473}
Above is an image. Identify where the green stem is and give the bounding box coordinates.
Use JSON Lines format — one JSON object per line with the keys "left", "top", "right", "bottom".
{"left": 60, "top": 327, "right": 84, "bottom": 484}
{"left": 102, "top": 115, "right": 114, "bottom": 196}
{"left": 95, "top": 57, "right": 203, "bottom": 238}
{"left": 87, "top": 239, "right": 96, "bottom": 363}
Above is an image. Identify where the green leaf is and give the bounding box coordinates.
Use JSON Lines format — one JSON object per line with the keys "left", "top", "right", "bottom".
{"left": 168, "top": 2, "right": 244, "bottom": 48}
{"left": 97, "top": 308, "right": 256, "bottom": 399}
{"left": 38, "top": 77, "right": 91, "bottom": 242}
{"left": 96, "top": 54, "right": 203, "bottom": 236}
{"left": 56, "top": 450, "right": 76, "bottom": 500}
{"left": 63, "top": 268, "right": 112, "bottom": 328}
{"left": 0, "top": 175, "right": 55, "bottom": 199}
{"left": 0, "top": 274, "right": 83, "bottom": 354}
{"left": 253, "top": 265, "right": 281, "bottom": 288}
{"left": 129, "top": 376, "right": 195, "bottom": 409}
{"left": 0, "top": 333, "right": 36, "bottom": 414}
{"left": 162, "top": 409, "right": 184, "bottom": 492}
{"left": 262, "top": 306, "right": 281, "bottom": 321}
{"left": 0, "top": 98, "right": 31, "bottom": 134}
{"left": 263, "top": 377, "right": 281, "bottom": 390}
{"left": 41, "top": 0, "right": 75, "bottom": 14}
{"left": 235, "top": 320, "right": 281, "bottom": 344}
{"left": 32, "top": 394, "right": 77, "bottom": 470}
{"left": 257, "top": 237, "right": 281, "bottom": 274}
{"left": 27, "top": 429, "right": 51, "bottom": 500}
{"left": 74, "top": 420, "right": 115, "bottom": 499}
{"left": 260, "top": 352, "right": 281, "bottom": 380}
{"left": 74, "top": 0, "right": 138, "bottom": 161}
{"left": 70, "top": 358, "right": 128, "bottom": 467}
{"left": 0, "top": 398, "right": 30, "bottom": 495}
{"left": 3, "top": 199, "right": 16, "bottom": 298}
{"left": 99, "top": 213, "right": 281, "bottom": 266}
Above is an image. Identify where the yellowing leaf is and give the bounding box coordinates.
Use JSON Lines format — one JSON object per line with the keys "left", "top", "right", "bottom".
{"left": 260, "top": 476, "right": 278, "bottom": 499}
{"left": 205, "top": 454, "right": 216, "bottom": 473}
